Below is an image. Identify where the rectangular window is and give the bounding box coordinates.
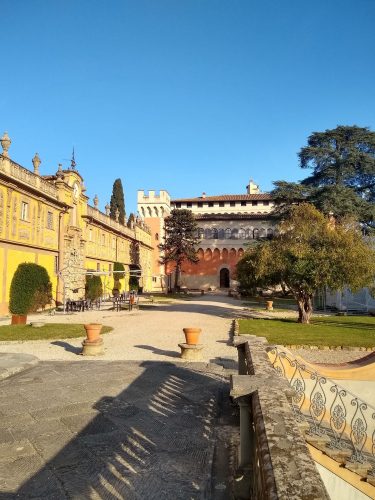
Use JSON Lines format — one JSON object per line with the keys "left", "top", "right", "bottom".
{"left": 175, "top": 202, "right": 181, "bottom": 208}
{"left": 97, "top": 263, "right": 100, "bottom": 271}
{"left": 21, "top": 202, "right": 29, "bottom": 221}
{"left": 263, "top": 201, "right": 269, "bottom": 206}
{"left": 230, "top": 201, "right": 235, "bottom": 207}
{"left": 186, "top": 202, "right": 192, "bottom": 208}
{"left": 241, "top": 201, "right": 246, "bottom": 206}
{"left": 208, "top": 202, "right": 214, "bottom": 207}
{"left": 252, "top": 201, "right": 258, "bottom": 206}
{"left": 219, "top": 202, "right": 225, "bottom": 207}
{"left": 47, "top": 211, "right": 53, "bottom": 229}
{"left": 197, "top": 202, "right": 203, "bottom": 207}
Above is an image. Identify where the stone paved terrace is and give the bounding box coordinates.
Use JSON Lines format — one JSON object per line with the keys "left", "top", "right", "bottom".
{"left": 0, "top": 360, "right": 232, "bottom": 499}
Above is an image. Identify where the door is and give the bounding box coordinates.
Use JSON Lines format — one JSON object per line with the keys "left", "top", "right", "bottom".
{"left": 220, "top": 268, "right": 230, "bottom": 288}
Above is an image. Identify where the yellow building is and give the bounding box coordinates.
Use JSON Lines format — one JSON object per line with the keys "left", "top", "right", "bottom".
{"left": 0, "top": 132, "right": 153, "bottom": 315}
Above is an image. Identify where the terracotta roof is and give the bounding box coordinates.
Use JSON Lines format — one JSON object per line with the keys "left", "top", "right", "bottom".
{"left": 172, "top": 193, "right": 273, "bottom": 202}
{"left": 194, "top": 213, "right": 278, "bottom": 221}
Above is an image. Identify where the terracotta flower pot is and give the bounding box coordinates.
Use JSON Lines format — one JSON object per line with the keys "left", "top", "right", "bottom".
{"left": 84, "top": 323, "right": 103, "bottom": 343}
{"left": 265, "top": 300, "right": 274, "bottom": 311}
{"left": 11, "top": 314, "right": 27, "bottom": 325}
{"left": 183, "top": 327, "right": 202, "bottom": 345}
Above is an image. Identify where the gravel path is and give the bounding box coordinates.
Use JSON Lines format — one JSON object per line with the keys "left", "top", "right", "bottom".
{"left": 0, "top": 294, "right": 244, "bottom": 363}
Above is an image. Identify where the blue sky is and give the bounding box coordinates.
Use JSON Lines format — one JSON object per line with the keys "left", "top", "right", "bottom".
{"left": 1, "top": 0, "right": 375, "bottom": 215}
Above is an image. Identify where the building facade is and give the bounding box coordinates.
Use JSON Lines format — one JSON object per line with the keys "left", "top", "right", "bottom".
{"left": 138, "top": 180, "right": 276, "bottom": 291}
{"left": 0, "top": 132, "right": 153, "bottom": 315}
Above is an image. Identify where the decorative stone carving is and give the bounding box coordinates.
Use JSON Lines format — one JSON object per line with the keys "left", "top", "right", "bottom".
{"left": 0, "top": 132, "right": 11, "bottom": 157}
{"left": 32, "top": 153, "right": 41, "bottom": 175}
{"left": 93, "top": 194, "right": 99, "bottom": 209}
{"left": 115, "top": 208, "right": 120, "bottom": 222}
{"left": 105, "top": 203, "right": 110, "bottom": 216}
{"left": 56, "top": 163, "right": 64, "bottom": 179}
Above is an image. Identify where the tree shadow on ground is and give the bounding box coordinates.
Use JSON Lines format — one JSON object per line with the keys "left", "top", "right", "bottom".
{"left": 0, "top": 360, "right": 224, "bottom": 499}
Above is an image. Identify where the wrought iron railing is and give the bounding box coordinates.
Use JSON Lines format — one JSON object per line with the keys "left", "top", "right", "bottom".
{"left": 268, "top": 347, "right": 375, "bottom": 472}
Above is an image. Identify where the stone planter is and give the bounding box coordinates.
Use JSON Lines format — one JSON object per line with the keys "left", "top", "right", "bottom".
{"left": 84, "top": 323, "right": 102, "bottom": 343}
{"left": 183, "top": 327, "right": 202, "bottom": 345}
{"left": 11, "top": 314, "right": 27, "bottom": 325}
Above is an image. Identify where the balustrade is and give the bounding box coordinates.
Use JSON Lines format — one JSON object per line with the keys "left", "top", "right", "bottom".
{"left": 269, "top": 346, "right": 375, "bottom": 474}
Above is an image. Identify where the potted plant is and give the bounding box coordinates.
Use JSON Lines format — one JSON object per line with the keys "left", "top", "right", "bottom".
{"left": 84, "top": 323, "right": 103, "bottom": 342}
{"left": 9, "top": 263, "right": 52, "bottom": 324}
{"left": 183, "top": 327, "right": 202, "bottom": 345}
{"left": 85, "top": 274, "right": 103, "bottom": 301}
{"left": 113, "top": 262, "right": 125, "bottom": 297}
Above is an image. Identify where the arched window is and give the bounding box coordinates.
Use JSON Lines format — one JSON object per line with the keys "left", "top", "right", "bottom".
{"left": 225, "top": 228, "right": 232, "bottom": 239}
{"left": 218, "top": 228, "right": 225, "bottom": 239}
{"left": 238, "top": 228, "right": 246, "bottom": 239}
{"left": 245, "top": 228, "right": 252, "bottom": 239}
{"left": 259, "top": 228, "right": 266, "bottom": 238}
{"left": 232, "top": 228, "right": 239, "bottom": 239}
{"left": 147, "top": 207, "right": 152, "bottom": 217}
{"left": 154, "top": 206, "right": 159, "bottom": 217}
{"left": 205, "top": 228, "right": 212, "bottom": 239}
{"left": 253, "top": 228, "right": 259, "bottom": 239}
{"left": 155, "top": 233, "right": 159, "bottom": 241}
{"left": 212, "top": 228, "right": 218, "bottom": 239}
{"left": 140, "top": 207, "right": 145, "bottom": 217}
{"left": 267, "top": 228, "right": 273, "bottom": 239}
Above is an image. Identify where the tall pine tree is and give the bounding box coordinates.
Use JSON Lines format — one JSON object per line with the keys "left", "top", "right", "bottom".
{"left": 159, "top": 209, "right": 200, "bottom": 291}
{"left": 110, "top": 179, "right": 126, "bottom": 225}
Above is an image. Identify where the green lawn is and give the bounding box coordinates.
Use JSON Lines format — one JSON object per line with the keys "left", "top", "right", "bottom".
{"left": 241, "top": 297, "right": 297, "bottom": 312}
{"left": 238, "top": 315, "right": 375, "bottom": 347}
{"left": 0, "top": 324, "right": 113, "bottom": 341}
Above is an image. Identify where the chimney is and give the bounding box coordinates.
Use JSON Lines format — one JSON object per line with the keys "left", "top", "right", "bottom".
{"left": 202, "top": 192, "right": 206, "bottom": 198}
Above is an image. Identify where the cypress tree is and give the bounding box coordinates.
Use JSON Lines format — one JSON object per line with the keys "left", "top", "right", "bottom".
{"left": 110, "top": 179, "right": 126, "bottom": 225}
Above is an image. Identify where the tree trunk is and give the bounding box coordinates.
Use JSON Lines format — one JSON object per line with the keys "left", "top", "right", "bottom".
{"left": 173, "top": 263, "right": 181, "bottom": 292}
{"left": 297, "top": 295, "right": 313, "bottom": 324}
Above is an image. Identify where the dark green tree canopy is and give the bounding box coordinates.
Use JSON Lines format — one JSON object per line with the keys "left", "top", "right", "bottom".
{"left": 110, "top": 178, "right": 126, "bottom": 225}
{"left": 159, "top": 209, "right": 200, "bottom": 291}
{"left": 9, "top": 263, "right": 52, "bottom": 315}
{"left": 272, "top": 126, "right": 375, "bottom": 228}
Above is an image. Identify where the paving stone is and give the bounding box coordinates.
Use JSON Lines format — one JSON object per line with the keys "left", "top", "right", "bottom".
{"left": 0, "top": 360, "right": 224, "bottom": 498}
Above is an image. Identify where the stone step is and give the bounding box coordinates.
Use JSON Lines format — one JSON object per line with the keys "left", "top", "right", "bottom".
{"left": 324, "top": 445, "right": 353, "bottom": 465}
{"left": 304, "top": 432, "right": 331, "bottom": 449}
{"left": 345, "top": 460, "right": 372, "bottom": 478}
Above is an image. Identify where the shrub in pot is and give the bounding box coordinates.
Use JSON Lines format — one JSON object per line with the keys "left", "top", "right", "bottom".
{"left": 85, "top": 275, "right": 103, "bottom": 301}
{"left": 113, "top": 262, "right": 125, "bottom": 296}
{"left": 9, "top": 263, "right": 52, "bottom": 324}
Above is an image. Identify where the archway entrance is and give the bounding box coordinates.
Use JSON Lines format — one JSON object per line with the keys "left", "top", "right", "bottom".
{"left": 219, "top": 268, "right": 230, "bottom": 288}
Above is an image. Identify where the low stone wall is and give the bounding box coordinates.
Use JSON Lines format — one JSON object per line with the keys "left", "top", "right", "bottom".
{"left": 231, "top": 334, "right": 329, "bottom": 499}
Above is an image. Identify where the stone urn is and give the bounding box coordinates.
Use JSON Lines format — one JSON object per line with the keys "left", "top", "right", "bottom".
{"left": 84, "top": 323, "right": 102, "bottom": 343}
{"left": 183, "top": 327, "right": 202, "bottom": 345}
